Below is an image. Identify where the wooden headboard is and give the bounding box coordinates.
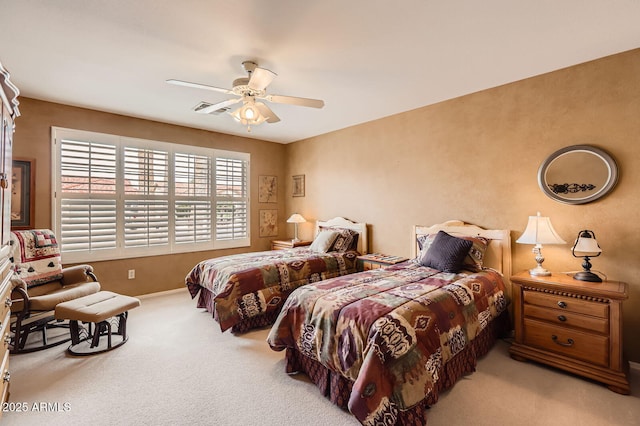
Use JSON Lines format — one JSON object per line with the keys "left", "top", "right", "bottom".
{"left": 315, "top": 217, "right": 368, "bottom": 254}
{"left": 413, "top": 220, "right": 512, "bottom": 281}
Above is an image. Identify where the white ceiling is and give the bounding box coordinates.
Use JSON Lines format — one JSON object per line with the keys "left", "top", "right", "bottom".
{"left": 1, "top": 1, "right": 639, "bottom": 144}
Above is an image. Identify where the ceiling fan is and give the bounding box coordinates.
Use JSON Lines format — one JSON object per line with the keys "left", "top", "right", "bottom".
{"left": 167, "top": 61, "right": 324, "bottom": 131}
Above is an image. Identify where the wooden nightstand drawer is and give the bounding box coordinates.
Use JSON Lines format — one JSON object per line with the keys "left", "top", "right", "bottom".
{"left": 524, "top": 319, "right": 609, "bottom": 367}
{"left": 510, "top": 271, "right": 629, "bottom": 394}
{"left": 523, "top": 304, "right": 609, "bottom": 334}
{"left": 523, "top": 290, "right": 608, "bottom": 318}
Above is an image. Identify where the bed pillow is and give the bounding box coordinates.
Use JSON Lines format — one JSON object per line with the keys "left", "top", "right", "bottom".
{"left": 309, "top": 229, "right": 339, "bottom": 253}
{"left": 415, "top": 233, "right": 489, "bottom": 272}
{"left": 419, "top": 231, "right": 473, "bottom": 273}
{"left": 463, "top": 235, "right": 489, "bottom": 272}
{"left": 415, "top": 234, "right": 436, "bottom": 262}
{"left": 329, "top": 228, "right": 359, "bottom": 252}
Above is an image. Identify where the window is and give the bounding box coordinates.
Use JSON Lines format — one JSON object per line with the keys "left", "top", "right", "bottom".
{"left": 52, "top": 127, "right": 250, "bottom": 263}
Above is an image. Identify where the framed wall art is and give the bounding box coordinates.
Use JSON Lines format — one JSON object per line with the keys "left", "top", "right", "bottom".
{"left": 259, "top": 209, "right": 278, "bottom": 237}
{"left": 11, "top": 158, "right": 35, "bottom": 229}
{"left": 259, "top": 175, "right": 277, "bottom": 203}
{"left": 292, "top": 174, "right": 305, "bottom": 197}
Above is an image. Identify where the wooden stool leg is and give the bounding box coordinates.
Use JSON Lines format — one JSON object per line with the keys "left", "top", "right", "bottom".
{"left": 91, "top": 322, "right": 106, "bottom": 348}
{"left": 69, "top": 320, "right": 81, "bottom": 345}
{"left": 117, "top": 312, "right": 128, "bottom": 339}
{"left": 107, "top": 321, "right": 112, "bottom": 348}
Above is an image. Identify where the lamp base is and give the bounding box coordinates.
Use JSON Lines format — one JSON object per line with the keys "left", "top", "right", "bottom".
{"left": 528, "top": 265, "right": 552, "bottom": 277}
{"left": 573, "top": 271, "right": 602, "bottom": 283}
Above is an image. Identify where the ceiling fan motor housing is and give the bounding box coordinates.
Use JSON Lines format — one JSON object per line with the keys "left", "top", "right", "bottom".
{"left": 232, "top": 77, "right": 265, "bottom": 97}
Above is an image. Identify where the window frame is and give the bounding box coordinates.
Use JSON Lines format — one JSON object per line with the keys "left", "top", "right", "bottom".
{"left": 51, "top": 127, "right": 250, "bottom": 263}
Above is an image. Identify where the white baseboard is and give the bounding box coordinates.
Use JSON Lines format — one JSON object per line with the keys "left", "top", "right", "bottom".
{"left": 138, "top": 287, "right": 187, "bottom": 300}
{"left": 630, "top": 361, "right": 640, "bottom": 372}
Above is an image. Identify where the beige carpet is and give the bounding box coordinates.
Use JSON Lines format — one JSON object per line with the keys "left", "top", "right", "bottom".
{"left": 3, "top": 289, "right": 639, "bottom": 426}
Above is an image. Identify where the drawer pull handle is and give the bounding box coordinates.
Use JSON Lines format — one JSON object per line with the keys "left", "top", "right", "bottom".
{"left": 3, "top": 334, "right": 10, "bottom": 345}
{"left": 4, "top": 298, "right": 11, "bottom": 308}
{"left": 557, "top": 301, "right": 567, "bottom": 309}
{"left": 557, "top": 315, "right": 567, "bottom": 322}
{"left": 3, "top": 371, "right": 9, "bottom": 383}
{"left": 552, "top": 335, "right": 574, "bottom": 347}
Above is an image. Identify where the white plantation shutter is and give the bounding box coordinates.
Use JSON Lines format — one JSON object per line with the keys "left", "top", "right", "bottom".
{"left": 124, "top": 200, "right": 169, "bottom": 247}
{"left": 174, "top": 153, "right": 212, "bottom": 244}
{"left": 53, "top": 128, "right": 250, "bottom": 262}
{"left": 215, "top": 158, "right": 248, "bottom": 241}
{"left": 60, "top": 139, "right": 117, "bottom": 194}
{"left": 123, "top": 147, "right": 169, "bottom": 195}
{"left": 60, "top": 199, "right": 117, "bottom": 252}
{"left": 174, "top": 153, "right": 210, "bottom": 196}
{"left": 58, "top": 138, "right": 118, "bottom": 255}
{"left": 123, "top": 147, "right": 170, "bottom": 249}
{"left": 216, "top": 200, "right": 247, "bottom": 240}
{"left": 175, "top": 200, "right": 212, "bottom": 243}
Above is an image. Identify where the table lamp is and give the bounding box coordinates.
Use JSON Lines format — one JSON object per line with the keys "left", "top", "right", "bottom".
{"left": 516, "top": 212, "right": 566, "bottom": 276}
{"left": 286, "top": 213, "right": 306, "bottom": 242}
{"left": 571, "top": 230, "right": 602, "bottom": 282}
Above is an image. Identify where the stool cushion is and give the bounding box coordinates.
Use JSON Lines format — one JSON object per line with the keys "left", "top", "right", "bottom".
{"left": 55, "top": 291, "right": 141, "bottom": 324}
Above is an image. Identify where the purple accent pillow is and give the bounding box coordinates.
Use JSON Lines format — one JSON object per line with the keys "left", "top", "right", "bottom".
{"left": 416, "top": 233, "right": 489, "bottom": 272}
{"left": 419, "top": 231, "right": 473, "bottom": 273}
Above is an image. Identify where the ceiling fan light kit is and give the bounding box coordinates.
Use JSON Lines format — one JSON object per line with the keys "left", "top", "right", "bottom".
{"left": 230, "top": 97, "right": 267, "bottom": 132}
{"left": 168, "top": 60, "right": 324, "bottom": 132}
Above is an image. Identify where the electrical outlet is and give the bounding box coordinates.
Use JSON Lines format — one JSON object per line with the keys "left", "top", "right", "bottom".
{"left": 128, "top": 269, "right": 135, "bottom": 280}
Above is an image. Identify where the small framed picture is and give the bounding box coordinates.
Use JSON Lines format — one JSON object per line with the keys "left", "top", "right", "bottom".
{"left": 259, "top": 175, "right": 277, "bottom": 203}
{"left": 292, "top": 174, "right": 305, "bottom": 197}
{"left": 11, "top": 158, "right": 35, "bottom": 230}
{"left": 259, "top": 209, "right": 278, "bottom": 237}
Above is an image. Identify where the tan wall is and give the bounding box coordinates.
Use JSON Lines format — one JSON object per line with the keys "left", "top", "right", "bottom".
{"left": 12, "top": 49, "right": 640, "bottom": 362}
{"left": 285, "top": 49, "right": 640, "bottom": 362}
{"left": 13, "top": 98, "right": 288, "bottom": 296}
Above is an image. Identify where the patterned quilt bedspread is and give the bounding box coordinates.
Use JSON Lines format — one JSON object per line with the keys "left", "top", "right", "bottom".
{"left": 267, "top": 261, "right": 507, "bottom": 424}
{"left": 185, "top": 248, "right": 359, "bottom": 331}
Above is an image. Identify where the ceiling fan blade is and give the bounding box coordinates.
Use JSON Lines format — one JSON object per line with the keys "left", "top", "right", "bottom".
{"left": 255, "top": 102, "right": 280, "bottom": 123}
{"left": 166, "top": 79, "right": 234, "bottom": 95}
{"left": 193, "top": 97, "right": 241, "bottom": 114}
{"left": 248, "top": 67, "right": 277, "bottom": 91}
{"left": 263, "top": 94, "right": 324, "bottom": 109}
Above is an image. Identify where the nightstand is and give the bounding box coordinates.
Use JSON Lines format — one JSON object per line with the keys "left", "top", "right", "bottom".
{"left": 509, "top": 271, "right": 630, "bottom": 394}
{"left": 271, "top": 239, "right": 312, "bottom": 250}
{"left": 357, "top": 253, "right": 408, "bottom": 271}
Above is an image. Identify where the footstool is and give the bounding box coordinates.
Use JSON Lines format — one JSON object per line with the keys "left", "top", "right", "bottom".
{"left": 54, "top": 291, "right": 141, "bottom": 355}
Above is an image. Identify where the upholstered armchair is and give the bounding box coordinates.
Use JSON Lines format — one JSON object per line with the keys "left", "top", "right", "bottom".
{"left": 9, "top": 229, "right": 100, "bottom": 353}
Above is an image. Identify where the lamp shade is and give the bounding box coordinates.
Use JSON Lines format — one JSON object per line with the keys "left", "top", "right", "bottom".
{"left": 516, "top": 212, "right": 566, "bottom": 245}
{"left": 572, "top": 230, "right": 602, "bottom": 257}
{"left": 286, "top": 213, "right": 306, "bottom": 224}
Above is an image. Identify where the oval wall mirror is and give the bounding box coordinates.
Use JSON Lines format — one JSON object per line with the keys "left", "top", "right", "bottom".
{"left": 538, "top": 145, "right": 618, "bottom": 205}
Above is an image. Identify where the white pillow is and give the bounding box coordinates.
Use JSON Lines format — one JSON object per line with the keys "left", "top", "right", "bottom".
{"left": 309, "top": 230, "right": 339, "bottom": 253}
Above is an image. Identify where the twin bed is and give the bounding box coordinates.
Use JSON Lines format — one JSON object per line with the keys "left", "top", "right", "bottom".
{"left": 185, "top": 217, "right": 368, "bottom": 333}
{"left": 186, "top": 219, "right": 511, "bottom": 425}
{"left": 267, "top": 220, "right": 511, "bottom": 425}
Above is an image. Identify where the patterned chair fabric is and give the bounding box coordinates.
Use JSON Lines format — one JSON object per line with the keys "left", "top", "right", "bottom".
{"left": 10, "top": 229, "right": 63, "bottom": 288}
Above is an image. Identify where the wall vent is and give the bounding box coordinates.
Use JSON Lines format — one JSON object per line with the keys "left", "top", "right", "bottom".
{"left": 192, "top": 102, "right": 231, "bottom": 115}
